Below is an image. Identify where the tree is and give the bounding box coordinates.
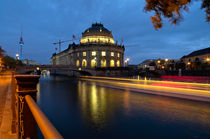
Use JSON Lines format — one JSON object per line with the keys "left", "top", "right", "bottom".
{"left": 2, "top": 56, "right": 17, "bottom": 69}
{"left": 144, "top": 0, "right": 210, "bottom": 29}
{"left": 0, "top": 46, "right": 5, "bottom": 56}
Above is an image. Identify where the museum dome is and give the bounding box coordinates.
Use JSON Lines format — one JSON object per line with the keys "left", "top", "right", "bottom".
{"left": 80, "top": 23, "right": 115, "bottom": 44}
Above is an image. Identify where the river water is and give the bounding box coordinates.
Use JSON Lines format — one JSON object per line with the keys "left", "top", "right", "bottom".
{"left": 37, "top": 76, "right": 210, "bottom": 139}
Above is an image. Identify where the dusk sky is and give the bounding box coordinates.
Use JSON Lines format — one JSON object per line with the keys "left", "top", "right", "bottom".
{"left": 0, "top": 0, "right": 209, "bottom": 64}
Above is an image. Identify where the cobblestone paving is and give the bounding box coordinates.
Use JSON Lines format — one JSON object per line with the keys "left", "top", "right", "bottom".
{"left": 0, "top": 73, "right": 10, "bottom": 126}
{"left": 0, "top": 71, "right": 17, "bottom": 139}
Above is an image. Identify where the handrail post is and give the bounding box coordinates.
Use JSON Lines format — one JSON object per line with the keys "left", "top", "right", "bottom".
{"left": 15, "top": 75, "right": 40, "bottom": 139}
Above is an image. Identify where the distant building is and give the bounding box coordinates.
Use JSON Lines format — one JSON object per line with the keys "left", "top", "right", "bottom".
{"left": 22, "top": 59, "right": 38, "bottom": 65}
{"left": 51, "top": 23, "right": 125, "bottom": 68}
{"left": 181, "top": 47, "right": 210, "bottom": 63}
{"left": 138, "top": 59, "right": 155, "bottom": 69}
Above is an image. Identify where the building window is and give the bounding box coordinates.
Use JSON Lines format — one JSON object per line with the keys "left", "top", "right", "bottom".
{"left": 110, "top": 60, "right": 115, "bottom": 67}
{"left": 76, "top": 60, "right": 80, "bottom": 67}
{"left": 101, "top": 60, "right": 106, "bottom": 67}
{"left": 111, "top": 52, "right": 114, "bottom": 57}
{"left": 82, "top": 59, "right": 87, "bottom": 67}
{"left": 92, "top": 51, "right": 96, "bottom": 56}
{"left": 117, "top": 53, "right": 120, "bottom": 57}
{"left": 83, "top": 52, "right": 86, "bottom": 56}
{"left": 101, "top": 51, "right": 106, "bottom": 56}
{"left": 117, "top": 60, "right": 120, "bottom": 67}
{"left": 91, "top": 58, "right": 97, "bottom": 68}
{"left": 77, "top": 53, "right": 79, "bottom": 57}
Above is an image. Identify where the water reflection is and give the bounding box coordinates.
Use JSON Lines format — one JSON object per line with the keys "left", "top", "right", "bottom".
{"left": 38, "top": 76, "right": 210, "bottom": 138}
{"left": 78, "top": 81, "right": 108, "bottom": 130}
{"left": 77, "top": 79, "right": 210, "bottom": 135}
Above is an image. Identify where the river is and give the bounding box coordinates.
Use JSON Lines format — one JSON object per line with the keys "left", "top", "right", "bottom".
{"left": 37, "top": 75, "right": 210, "bottom": 139}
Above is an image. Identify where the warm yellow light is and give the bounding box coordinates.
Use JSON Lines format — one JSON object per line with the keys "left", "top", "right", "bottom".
{"left": 157, "top": 60, "right": 161, "bottom": 64}
{"left": 83, "top": 52, "right": 86, "bottom": 56}
{"left": 111, "top": 52, "right": 114, "bottom": 57}
{"left": 165, "top": 59, "right": 168, "bottom": 62}
{"left": 101, "top": 60, "right": 106, "bottom": 67}
{"left": 82, "top": 59, "right": 87, "bottom": 67}
{"left": 101, "top": 51, "right": 106, "bottom": 56}
{"left": 187, "top": 62, "right": 191, "bottom": 65}
{"left": 92, "top": 51, "right": 96, "bottom": 56}
{"left": 116, "top": 60, "right": 120, "bottom": 67}
{"left": 76, "top": 60, "right": 80, "bottom": 67}
{"left": 161, "top": 66, "right": 165, "bottom": 69}
{"left": 91, "top": 59, "right": 96, "bottom": 68}
{"left": 206, "top": 58, "right": 210, "bottom": 62}
{"left": 117, "top": 53, "right": 120, "bottom": 57}
{"left": 80, "top": 36, "right": 115, "bottom": 44}
{"left": 110, "top": 60, "right": 115, "bottom": 67}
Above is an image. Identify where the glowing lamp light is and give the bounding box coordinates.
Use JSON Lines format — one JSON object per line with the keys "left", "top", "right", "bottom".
{"left": 165, "top": 59, "right": 168, "bottom": 62}
{"left": 187, "top": 62, "right": 191, "bottom": 65}
{"left": 16, "top": 54, "right": 20, "bottom": 60}
{"left": 206, "top": 58, "right": 210, "bottom": 62}
{"left": 157, "top": 60, "right": 161, "bottom": 64}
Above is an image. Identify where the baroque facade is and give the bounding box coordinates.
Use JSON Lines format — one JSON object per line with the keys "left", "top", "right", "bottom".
{"left": 51, "top": 23, "right": 125, "bottom": 69}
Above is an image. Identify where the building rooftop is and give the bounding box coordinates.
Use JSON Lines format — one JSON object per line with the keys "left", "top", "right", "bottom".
{"left": 182, "top": 47, "right": 210, "bottom": 59}
{"left": 80, "top": 23, "right": 115, "bottom": 44}
{"left": 82, "top": 23, "right": 113, "bottom": 38}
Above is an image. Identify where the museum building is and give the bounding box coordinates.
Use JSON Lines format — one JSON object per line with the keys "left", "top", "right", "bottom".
{"left": 51, "top": 23, "right": 125, "bottom": 69}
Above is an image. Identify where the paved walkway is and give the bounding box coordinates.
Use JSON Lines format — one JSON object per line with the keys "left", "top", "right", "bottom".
{"left": 0, "top": 71, "right": 17, "bottom": 139}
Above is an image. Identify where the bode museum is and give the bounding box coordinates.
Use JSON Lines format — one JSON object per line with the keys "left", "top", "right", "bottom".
{"left": 51, "top": 23, "right": 125, "bottom": 69}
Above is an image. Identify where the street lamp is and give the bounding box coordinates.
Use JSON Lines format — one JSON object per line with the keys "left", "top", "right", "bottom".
{"left": 165, "top": 58, "right": 168, "bottom": 62}
{"left": 16, "top": 54, "right": 20, "bottom": 60}
{"left": 125, "top": 58, "right": 130, "bottom": 66}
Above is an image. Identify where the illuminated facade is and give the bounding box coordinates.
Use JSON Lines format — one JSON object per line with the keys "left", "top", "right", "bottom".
{"left": 51, "top": 23, "right": 125, "bottom": 68}
{"left": 181, "top": 47, "right": 210, "bottom": 64}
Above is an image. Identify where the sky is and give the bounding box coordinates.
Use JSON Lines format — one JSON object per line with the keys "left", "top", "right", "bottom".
{"left": 0, "top": 0, "right": 209, "bottom": 64}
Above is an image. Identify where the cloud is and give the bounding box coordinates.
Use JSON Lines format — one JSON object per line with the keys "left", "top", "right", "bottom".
{"left": 0, "top": 0, "right": 209, "bottom": 64}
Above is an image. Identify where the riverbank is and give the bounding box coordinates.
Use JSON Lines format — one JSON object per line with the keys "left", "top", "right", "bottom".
{"left": 0, "top": 71, "right": 17, "bottom": 139}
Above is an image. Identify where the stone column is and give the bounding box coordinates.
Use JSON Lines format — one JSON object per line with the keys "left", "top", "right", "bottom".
{"left": 15, "top": 75, "right": 40, "bottom": 139}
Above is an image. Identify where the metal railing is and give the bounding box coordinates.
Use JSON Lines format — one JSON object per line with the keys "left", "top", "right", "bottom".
{"left": 14, "top": 75, "right": 63, "bottom": 139}
{"left": 25, "top": 95, "right": 63, "bottom": 139}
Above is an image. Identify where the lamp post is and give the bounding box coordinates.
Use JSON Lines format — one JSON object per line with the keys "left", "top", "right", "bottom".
{"left": 16, "top": 54, "right": 20, "bottom": 60}
{"left": 165, "top": 58, "right": 169, "bottom": 70}
{"left": 125, "top": 58, "right": 130, "bottom": 67}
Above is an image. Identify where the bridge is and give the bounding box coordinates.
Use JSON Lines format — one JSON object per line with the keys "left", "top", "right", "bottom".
{"left": 16, "top": 65, "right": 94, "bottom": 76}
{"left": 16, "top": 65, "right": 132, "bottom": 76}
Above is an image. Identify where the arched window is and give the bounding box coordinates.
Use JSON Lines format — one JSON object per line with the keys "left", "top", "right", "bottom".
{"left": 101, "top": 60, "right": 106, "bottom": 67}
{"left": 110, "top": 60, "right": 115, "bottom": 67}
{"left": 116, "top": 60, "right": 120, "bottom": 67}
{"left": 82, "top": 59, "right": 87, "bottom": 67}
{"left": 91, "top": 58, "right": 97, "bottom": 68}
{"left": 76, "top": 60, "right": 80, "bottom": 67}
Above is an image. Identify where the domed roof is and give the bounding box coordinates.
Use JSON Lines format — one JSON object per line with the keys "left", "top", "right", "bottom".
{"left": 82, "top": 23, "right": 113, "bottom": 38}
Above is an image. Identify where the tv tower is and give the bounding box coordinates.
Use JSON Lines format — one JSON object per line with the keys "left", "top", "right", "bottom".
{"left": 19, "top": 27, "right": 24, "bottom": 60}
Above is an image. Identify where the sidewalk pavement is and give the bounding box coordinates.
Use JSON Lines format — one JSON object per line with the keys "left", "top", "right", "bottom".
{"left": 0, "top": 71, "right": 17, "bottom": 139}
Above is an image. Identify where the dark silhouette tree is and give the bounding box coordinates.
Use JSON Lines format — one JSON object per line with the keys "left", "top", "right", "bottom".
{"left": 0, "top": 46, "right": 5, "bottom": 56}
{"left": 144, "top": 0, "right": 210, "bottom": 29}
{"left": 2, "top": 56, "right": 17, "bottom": 69}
